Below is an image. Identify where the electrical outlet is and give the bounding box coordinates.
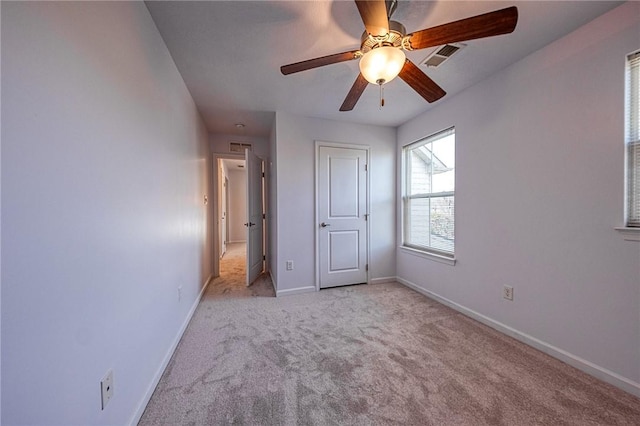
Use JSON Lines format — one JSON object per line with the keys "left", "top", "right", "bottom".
{"left": 100, "top": 370, "right": 114, "bottom": 410}
{"left": 286, "top": 260, "right": 293, "bottom": 271}
{"left": 177, "top": 285, "right": 183, "bottom": 302}
{"left": 503, "top": 285, "right": 514, "bottom": 301}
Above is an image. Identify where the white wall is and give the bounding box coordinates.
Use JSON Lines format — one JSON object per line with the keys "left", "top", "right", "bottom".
{"left": 228, "top": 168, "right": 248, "bottom": 242}
{"left": 396, "top": 2, "right": 640, "bottom": 392}
{"left": 274, "top": 112, "right": 396, "bottom": 295}
{"left": 1, "top": 2, "right": 212, "bottom": 424}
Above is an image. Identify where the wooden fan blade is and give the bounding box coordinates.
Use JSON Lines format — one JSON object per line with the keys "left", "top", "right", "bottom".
{"left": 407, "top": 6, "right": 518, "bottom": 50}
{"left": 340, "top": 73, "right": 369, "bottom": 111}
{"left": 355, "top": 0, "right": 389, "bottom": 36}
{"left": 281, "top": 50, "right": 360, "bottom": 75}
{"left": 398, "top": 59, "right": 446, "bottom": 103}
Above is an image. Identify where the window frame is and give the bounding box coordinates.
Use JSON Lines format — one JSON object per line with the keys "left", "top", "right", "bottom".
{"left": 625, "top": 50, "right": 640, "bottom": 228}
{"left": 401, "top": 127, "right": 456, "bottom": 261}
{"left": 615, "top": 50, "right": 640, "bottom": 240}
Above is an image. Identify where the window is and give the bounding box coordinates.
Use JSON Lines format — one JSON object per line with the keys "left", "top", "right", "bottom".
{"left": 626, "top": 51, "right": 640, "bottom": 227}
{"left": 402, "top": 128, "right": 455, "bottom": 257}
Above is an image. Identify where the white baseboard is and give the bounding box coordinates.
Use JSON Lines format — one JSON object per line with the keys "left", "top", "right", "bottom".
{"left": 370, "top": 276, "right": 396, "bottom": 284}
{"left": 129, "top": 274, "right": 214, "bottom": 425}
{"left": 396, "top": 276, "right": 640, "bottom": 399}
{"left": 276, "top": 285, "right": 316, "bottom": 297}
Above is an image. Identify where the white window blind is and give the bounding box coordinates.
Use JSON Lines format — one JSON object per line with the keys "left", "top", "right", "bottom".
{"left": 627, "top": 51, "right": 640, "bottom": 227}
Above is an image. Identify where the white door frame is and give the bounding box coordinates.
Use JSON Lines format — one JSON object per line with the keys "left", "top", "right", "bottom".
{"left": 245, "top": 149, "right": 265, "bottom": 286}
{"left": 314, "top": 141, "right": 371, "bottom": 291}
{"left": 212, "top": 153, "right": 244, "bottom": 278}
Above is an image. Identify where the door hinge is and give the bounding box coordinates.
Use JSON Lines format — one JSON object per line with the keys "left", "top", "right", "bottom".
{"left": 262, "top": 172, "right": 265, "bottom": 178}
{"left": 364, "top": 213, "right": 369, "bottom": 221}
{"left": 263, "top": 213, "right": 266, "bottom": 219}
{"left": 365, "top": 164, "right": 368, "bottom": 172}
{"left": 263, "top": 255, "right": 266, "bottom": 261}
{"left": 366, "top": 264, "right": 369, "bottom": 271}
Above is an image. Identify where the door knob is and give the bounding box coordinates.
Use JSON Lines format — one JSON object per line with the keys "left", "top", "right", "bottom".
{"left": 320, "top": 222, "right": 330, "bottom": 228}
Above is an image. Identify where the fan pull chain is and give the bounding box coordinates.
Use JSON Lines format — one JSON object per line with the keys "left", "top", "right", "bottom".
{"left": 379, "top": 83, "right": 385, "bottom": 109}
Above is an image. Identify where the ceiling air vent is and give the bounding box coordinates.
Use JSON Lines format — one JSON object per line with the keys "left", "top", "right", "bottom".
{"left": 229, "top": 142, "right": 252, "bottom": 153}
{"left": 422, "top": 43, "right": 466, "bottom": 68}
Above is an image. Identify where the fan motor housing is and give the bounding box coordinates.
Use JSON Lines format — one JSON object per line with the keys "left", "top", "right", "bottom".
{"left": 360, "top": 20, "right": 406, "bottom": 54}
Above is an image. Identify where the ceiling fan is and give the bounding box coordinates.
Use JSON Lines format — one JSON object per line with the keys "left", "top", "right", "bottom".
{"left": 280, "top": 0, "right": 518, "bottom": 111}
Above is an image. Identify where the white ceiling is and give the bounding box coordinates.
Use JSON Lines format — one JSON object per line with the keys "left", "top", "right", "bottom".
{"left": 146, "top": 1, "right": 623, "bottom": 137}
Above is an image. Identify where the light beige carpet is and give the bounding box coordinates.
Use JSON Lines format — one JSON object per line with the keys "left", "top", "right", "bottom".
{"left": 140, "top": 276, "right": 640, "bottom": 425}
{"left": 207, "top": 242, "right": 275, "bottom": 299}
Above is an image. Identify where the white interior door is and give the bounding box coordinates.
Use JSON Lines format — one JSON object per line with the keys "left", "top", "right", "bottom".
{"left": 245, "top": 149, "right": 264, "bottom": 286}
{"left": 318, "top": 145, "right": 368, "bottom": 289}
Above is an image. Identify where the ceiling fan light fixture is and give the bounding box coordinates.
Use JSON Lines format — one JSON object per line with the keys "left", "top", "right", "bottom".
{"left": 359, "top": 46, "right": 406, "bottom": 85}
{"left": 280, "top": 2, "right": 518, "bottom": 111}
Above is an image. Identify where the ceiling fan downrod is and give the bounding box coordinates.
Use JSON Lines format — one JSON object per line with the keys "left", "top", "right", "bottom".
{"left": 386, "top": 0, "right": 398, "bottom": 19}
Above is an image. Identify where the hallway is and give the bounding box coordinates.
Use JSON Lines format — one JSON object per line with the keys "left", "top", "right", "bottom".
{"left": 207, "top": 242, "right": 275, "bottom": 299}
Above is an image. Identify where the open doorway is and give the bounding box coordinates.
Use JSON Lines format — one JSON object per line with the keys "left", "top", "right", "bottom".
{"left": 218, "top": 157, "right": 247, "bottom": 276}
{"left": 211, "top": 154, "right": 273, "bottom": 297}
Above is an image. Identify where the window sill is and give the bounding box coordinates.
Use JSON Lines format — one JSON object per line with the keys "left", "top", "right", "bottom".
{"left": 399, "top": 246, "right": 456, "bottom": 265}
{"left": 615, "top": 227, "right": 640, "bottom": 241}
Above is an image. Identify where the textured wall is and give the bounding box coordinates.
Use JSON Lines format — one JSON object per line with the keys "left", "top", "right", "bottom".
{"left": 1, "top": 2, "right": 212, "bottom": 424}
